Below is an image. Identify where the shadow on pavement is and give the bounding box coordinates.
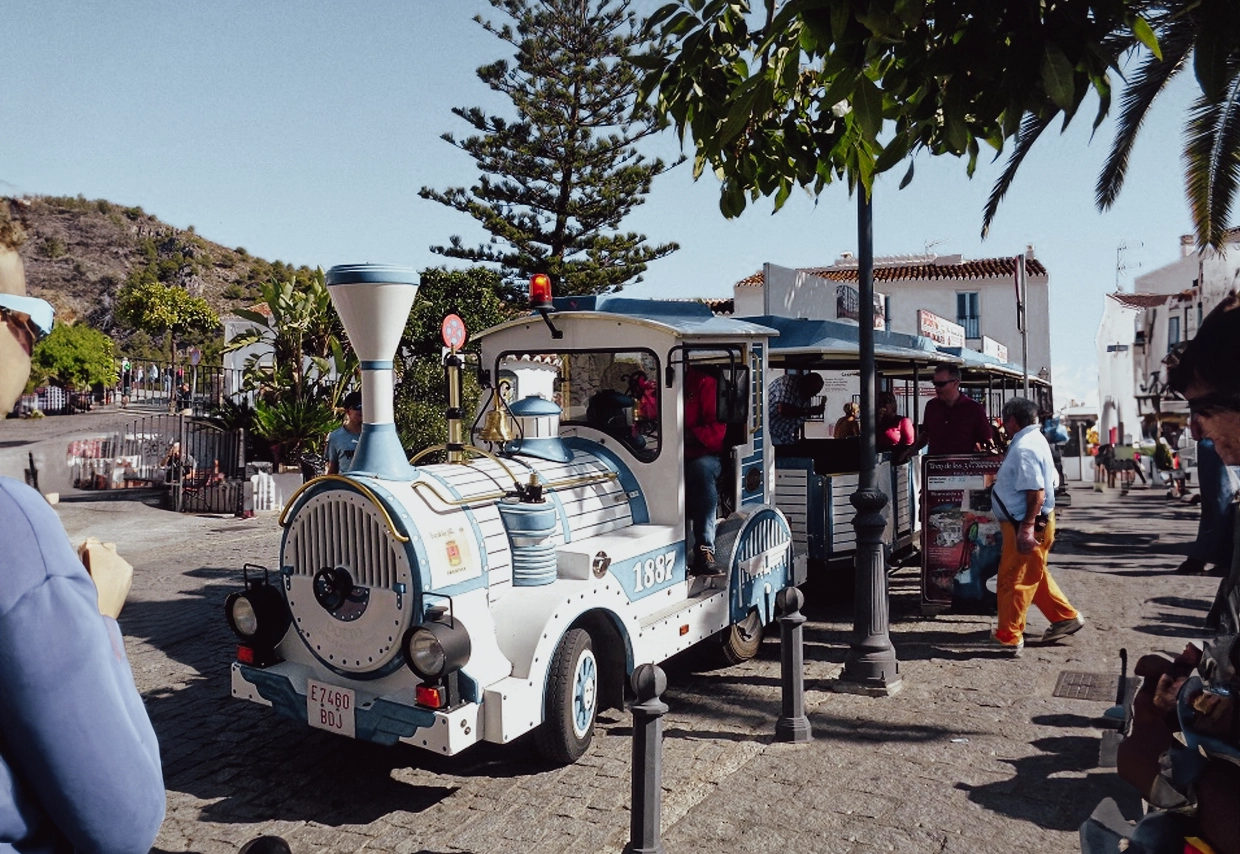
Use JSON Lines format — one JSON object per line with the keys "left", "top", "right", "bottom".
{"left": 956, "top": 735, "right": 1142, "bottom": 832}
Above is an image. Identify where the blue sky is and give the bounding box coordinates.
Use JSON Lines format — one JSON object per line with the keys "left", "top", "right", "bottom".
{"left": 1, "top": 1, "right": 1201, "bottom": 407}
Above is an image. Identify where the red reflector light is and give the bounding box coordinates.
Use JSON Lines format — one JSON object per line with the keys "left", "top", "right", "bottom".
{"left": 236, "top": 645, "right": 256, "bottom": 664}
{"left": 529, "top": 273, "right": 552, "bottom": 307}
{"left": 679, "top": 625, "right": 689, "bottom": 636}
{"left": 416, "top": 684, "right": 447, "bottom": 709}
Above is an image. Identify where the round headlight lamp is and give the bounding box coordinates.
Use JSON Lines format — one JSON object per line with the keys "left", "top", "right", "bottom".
{"left": 403, "top": 619, "right": 471, "bottom": 681}
{"left": 227, "top": 594, "right": 259, "bottom": 639}
{"left": 225, "top": 582, "right": 290, "bottom": 648}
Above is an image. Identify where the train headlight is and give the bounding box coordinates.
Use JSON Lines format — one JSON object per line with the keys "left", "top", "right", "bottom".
{"left": 403, "top": 618, "right": 471, "bottom": 681}
{"left": 227, "top": 595, "right": 259, "bottom": 638}
{"left": 225, "top": 564, "right": 291, "bottom": 659}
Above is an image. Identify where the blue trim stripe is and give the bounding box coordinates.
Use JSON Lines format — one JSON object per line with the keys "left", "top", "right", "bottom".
{"left": 563, "top": 437, "right": 649, "bottom": 524}
{"left": 361, "top": 359, "right": 394, "bottom": 370}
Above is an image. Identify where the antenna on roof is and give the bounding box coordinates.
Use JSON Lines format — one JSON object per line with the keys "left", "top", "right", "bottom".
{"left": 1115, "top": 241, "right": 1144, "bottom": 293}
{"left": 924, "top": 237, "right": 946, "bottom": 256}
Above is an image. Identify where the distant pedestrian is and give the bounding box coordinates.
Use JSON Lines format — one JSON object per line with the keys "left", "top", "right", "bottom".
{"left": 768, "top": 372, "right": 825, "bottom": 446}
{"left": 988, "top": 397, "right": 1083, "bottom": 656}
{"left": 895, "top": 363, "right": 992, "bottom": 463}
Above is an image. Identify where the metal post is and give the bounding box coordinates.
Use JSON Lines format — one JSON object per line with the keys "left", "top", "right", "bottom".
{"left": 837, "top": 188, "right": 902, "bottom": 696}
{"left": 624, "top": 664, "right": 668, "bottom": 854}
{"left": 1019, "top": 255, "right": 1030, "bottom": 394}
{"left": 775, "top": 587, "right": 812, "bottom": 742}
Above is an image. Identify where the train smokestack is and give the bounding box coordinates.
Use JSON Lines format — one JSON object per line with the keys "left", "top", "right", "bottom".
{"left": 325, "top": 264, "right": 420, "bottom": 480}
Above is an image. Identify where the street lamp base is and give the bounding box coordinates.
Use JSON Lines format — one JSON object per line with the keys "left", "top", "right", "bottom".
{"left": 831, "top": 676, "right": 904, "bottom": 697}
{"left": 775, "top": 715, "right": 813, "bottom": 743}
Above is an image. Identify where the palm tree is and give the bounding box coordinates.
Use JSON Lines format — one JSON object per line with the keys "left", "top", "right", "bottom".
{"left": 984, "top": 0, "right": 1240, "bottom": 250}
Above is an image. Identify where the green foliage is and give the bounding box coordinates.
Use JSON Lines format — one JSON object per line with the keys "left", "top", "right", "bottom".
{"left": 252, "top": 397, "right": 339, "bottom": 462}
{"left": 224, "top": 268, "right": 349, "bottom": 402}
{"left": 30, "top": 323, "right": 118, "bottom": 390}
{"left": 420, "top": 0, "right": 680, "bottom": 297}
{"left": 393, "top": 267, "right": 518, "bottom": 454}
{"left": 114, "top": 280, "right": 219, "bottom": 359}
{"left": 641, "top": 0, "right": 1240, "bottom": 249}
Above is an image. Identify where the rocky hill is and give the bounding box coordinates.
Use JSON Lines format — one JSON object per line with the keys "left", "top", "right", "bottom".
{"left": 7, "top": 194, "right": 310, "bottom": 335}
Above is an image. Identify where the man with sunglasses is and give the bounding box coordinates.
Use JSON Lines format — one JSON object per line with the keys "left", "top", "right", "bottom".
{"left": 1167, "top": 292, "right": 1240, "bottom": 636}
{"left": 1, "top": 218, "right": 166, "bottom": 852}
{"left": 894, "top": 363, "right": 992, "bottom": 464}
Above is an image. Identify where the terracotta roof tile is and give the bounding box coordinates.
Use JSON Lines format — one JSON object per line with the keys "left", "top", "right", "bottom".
{"left": 732, "top": 256, "right": 1048, "bottom": 289}
{"left": 1109, "top": 292, "right": 1172, "bottom": 309}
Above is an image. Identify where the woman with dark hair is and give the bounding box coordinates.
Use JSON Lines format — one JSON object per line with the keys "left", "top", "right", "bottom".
{"left": 875, "top": 391, "right": 914, "bottom": 452}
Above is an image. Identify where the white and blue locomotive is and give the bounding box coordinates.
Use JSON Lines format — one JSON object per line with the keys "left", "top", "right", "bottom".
{"left": 226, "top": 265, "right": 798, "bottom": 763}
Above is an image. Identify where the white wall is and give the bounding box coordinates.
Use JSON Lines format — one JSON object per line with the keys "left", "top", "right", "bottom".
{"left": 1096, "top": 296, "right": 1140, "bottom": 443}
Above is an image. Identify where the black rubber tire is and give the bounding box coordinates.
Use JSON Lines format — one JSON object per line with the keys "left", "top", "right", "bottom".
{"left": 534, "top": 628, "right": 597, "bottom": 765}
{"left": 717, "top": 609, "right": 764, "bottom": 665}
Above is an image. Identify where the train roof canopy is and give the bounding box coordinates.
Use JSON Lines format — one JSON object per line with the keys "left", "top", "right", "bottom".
{"left": 476, "top": 297, "right": 779, "bottom": 341}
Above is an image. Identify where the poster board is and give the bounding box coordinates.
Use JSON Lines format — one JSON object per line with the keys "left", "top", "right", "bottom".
{"left": 920, "top": 453, "right": 1004, "bottom": 609}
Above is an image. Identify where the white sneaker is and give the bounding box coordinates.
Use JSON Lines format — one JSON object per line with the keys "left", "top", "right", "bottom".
{"left": 990, "top": 630, "right": 1024, "bottom": 658}
{"left": 1041, "top": 615, "right": 1085, "bottom": 643}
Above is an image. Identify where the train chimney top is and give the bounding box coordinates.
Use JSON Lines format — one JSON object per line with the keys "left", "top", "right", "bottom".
{"left": 325, "top": 264, "right": 420, "bottom": 480}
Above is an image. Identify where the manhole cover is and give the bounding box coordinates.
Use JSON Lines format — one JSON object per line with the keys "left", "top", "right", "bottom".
{"left": 1053, "top": 671, "right": 1118, "bottom": 702}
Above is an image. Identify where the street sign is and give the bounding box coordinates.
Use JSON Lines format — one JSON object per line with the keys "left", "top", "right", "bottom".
{"left": 441, "top": 314, "right": 467, "bottom": 351}
{"left": 189, "top": 347, "right": 202, "bottom": 367}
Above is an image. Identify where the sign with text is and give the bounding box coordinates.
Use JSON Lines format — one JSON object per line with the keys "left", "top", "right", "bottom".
{"left": 917, "top": 310, "right": 965, "bottom": 348}
{"left": 834, "top": 284, "right": 887, "bottom": 330}
{"left": 981, "top": 336, "right": 1009, "bottom": 362}
{"left": 921, "top": 453, "right": 1004, "bottom": 609}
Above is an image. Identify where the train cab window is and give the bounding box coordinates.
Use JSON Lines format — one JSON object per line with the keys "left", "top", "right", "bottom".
{"left": 498, "top": 348, "right": 661, "bottom": 461}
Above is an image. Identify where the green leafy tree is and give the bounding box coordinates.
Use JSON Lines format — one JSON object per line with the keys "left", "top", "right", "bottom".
{"left": 420, "top": 0, "right": 680, "bottom": 297}
{"left": 394, "top": 267, "right": 519, "bottom": 453}
{"left": 114, "top": 280, "right": 218, "bottom": 362}
{"left": 224, "top": 269, "right": 349, "bottom": 404}
{"left": 29, "top": 323, "right": 118, "bottom": 391}
{"left": 639, "top": 0, "right": 1239, "bottom": 248}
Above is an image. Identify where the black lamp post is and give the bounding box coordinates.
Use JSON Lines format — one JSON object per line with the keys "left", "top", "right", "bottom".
{"left": 835, "top": 188, "right": 902, "bottom": 696}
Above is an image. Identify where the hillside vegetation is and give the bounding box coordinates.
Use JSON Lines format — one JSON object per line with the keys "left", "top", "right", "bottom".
{"left": 15, "top": 194, "right": 311, "bottom": 339}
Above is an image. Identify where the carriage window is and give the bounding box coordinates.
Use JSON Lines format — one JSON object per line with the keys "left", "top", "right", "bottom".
{"left": 497, "top": 349, "right": 661, "bottom": 461}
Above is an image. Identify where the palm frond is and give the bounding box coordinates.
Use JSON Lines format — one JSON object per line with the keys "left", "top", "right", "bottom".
{"left": 1184, "top": 65, "right": 1240, "bottom": 249}
{"left": 981, "top": 114, "right": 1051, "bottom": 239}
{"left": 1096, "top": 15, "right": 1196, "bottom": 210}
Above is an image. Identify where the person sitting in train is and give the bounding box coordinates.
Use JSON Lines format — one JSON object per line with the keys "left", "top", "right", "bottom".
{"left": 768, "top": 372, "right": 825, "bottom": 446}
{"left": 875, "top": 391, "right": 914, "bottom": 454}
{"left": 833, "top": 401, "right": 860, "bottom": 438}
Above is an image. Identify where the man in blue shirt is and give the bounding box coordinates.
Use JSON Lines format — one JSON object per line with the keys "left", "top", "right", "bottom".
{"left": 989, "top": 397, "right": 1084, "bottom": 656}
{"left": 326, "top": 391, "right": 363, "bottom": 474}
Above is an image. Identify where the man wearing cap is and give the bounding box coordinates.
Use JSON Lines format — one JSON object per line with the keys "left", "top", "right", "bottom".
{"left": 1, "top": 205, "right": 166, "bottom": 853}
{"left": 326, "top": 390, "right": 363, "bottom": 474}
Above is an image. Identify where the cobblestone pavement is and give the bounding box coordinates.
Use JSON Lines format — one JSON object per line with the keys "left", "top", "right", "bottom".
{"left": 38, "top": 468, "right": 1223, "bottom": 854}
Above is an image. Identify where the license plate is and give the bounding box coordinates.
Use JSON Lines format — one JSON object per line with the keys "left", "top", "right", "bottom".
{"left": 307, "top": 679, "right": 356, "bottom": 738}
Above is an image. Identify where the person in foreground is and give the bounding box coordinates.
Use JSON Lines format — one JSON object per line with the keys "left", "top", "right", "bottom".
{"left": 683, "top": 365, "right": 727, "bottom": 577}
{"left": 1166, "top": 291, "right": 1240, "bottom": 635}
{"left": 988, "top": 397, "right": 1083, "bottom": 656}
{"left": 1, "top": 215, "right": 165, "bottom": 853}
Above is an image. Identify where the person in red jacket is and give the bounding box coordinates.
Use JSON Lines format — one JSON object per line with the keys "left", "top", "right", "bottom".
{"left": 875, "top": 391, "right": 915, "bottom": 452}
{"left": 684, "top": 366, "right": 727, "bottom": 577}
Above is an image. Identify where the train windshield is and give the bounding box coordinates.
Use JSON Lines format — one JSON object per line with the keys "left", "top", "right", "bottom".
{"left": 497, "top": 348, "right": 661, "bottom": 461}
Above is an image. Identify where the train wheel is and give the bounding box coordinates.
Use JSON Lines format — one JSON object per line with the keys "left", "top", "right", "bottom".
{"left": 535, "top": 628, "right": 597, "bottom": 764}
{"left": 718, "top": 609, "right": 764, "bottom": 665}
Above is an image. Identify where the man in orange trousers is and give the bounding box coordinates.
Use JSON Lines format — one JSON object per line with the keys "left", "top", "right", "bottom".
{"left": 989, "top": 397, "right": 1084, "bottom": 656}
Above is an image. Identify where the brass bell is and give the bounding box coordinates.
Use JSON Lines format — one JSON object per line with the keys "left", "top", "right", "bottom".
{"left": 478, "top": 408, "right": 514, "bottom": 443}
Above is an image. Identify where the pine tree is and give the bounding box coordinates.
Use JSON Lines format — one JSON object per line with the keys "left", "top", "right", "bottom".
{"left": 420, "top": 0, "right": 679, "bottom": 298}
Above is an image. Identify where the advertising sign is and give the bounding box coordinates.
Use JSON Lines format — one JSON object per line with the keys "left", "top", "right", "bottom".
{"left": 916, "top": 310, "right": 965, "bottom": 348}
{"left": 981, "top": 336, "right": 1009, "bottom": 362}
{"left": 921, "top": 454, "right": 1004, "bottom": 609}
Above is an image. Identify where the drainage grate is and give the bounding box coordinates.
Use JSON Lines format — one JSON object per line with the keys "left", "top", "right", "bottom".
{"left": 1053, "top": 671, "right": 1119, "bottom": 702}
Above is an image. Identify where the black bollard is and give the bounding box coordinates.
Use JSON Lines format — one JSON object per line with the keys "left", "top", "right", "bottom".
{"left": 623, "top": 663, "right": 668, "bottom": 854}
{"left": 775, "top": 586, "right": 813, "bottom": 743}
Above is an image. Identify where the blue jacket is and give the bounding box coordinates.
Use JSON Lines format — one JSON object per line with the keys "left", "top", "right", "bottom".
{"left": 0, "top": 478, "right": 164, "bottom": 853}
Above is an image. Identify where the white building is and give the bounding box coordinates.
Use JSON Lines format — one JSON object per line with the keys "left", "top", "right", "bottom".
{"left": 731, "top": 248, "right": 1051, "bottom": 381}
{"left": 1094, "top": 228, "right": 1240, "bottom": 442}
